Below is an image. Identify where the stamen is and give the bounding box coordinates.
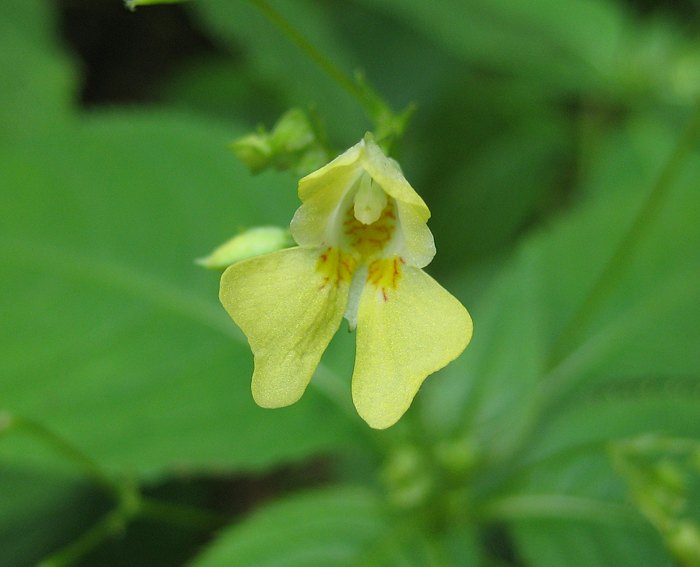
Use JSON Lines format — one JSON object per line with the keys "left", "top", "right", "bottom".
{"left": 343, "top": 200, "right": 396, "bottom": 260}
{"left": 353, "top": 175, "right": 388, "bottom": 225}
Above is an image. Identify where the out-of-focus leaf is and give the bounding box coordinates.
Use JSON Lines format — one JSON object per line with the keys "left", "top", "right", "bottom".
{"left": 420, "top": 241, "right": 547, "bottom": 458}
{"left": 513, "top": 518, "right": 668, "bottom": 567}
{"left": 0, "top": 0, "right": 363, "bottom": 477}
{"left": 419, "top": 110, "right": 700, "bottom": 564}
{"left": 191, "top": 487, "right": 387, "bottom": 567}
{"left": 0, "top": 110, "right": 363, "bottom": 478}
{"left": 0, "top": 12, "right": 366, "bottom": 567}
{"left": 0, "top": 467, "right": 104, "bottom": 567}
{"left": 353, "top": 0, "right": 700, "bottom": 106}
{"left": 191, "top": 486, "right": 474, "bottom": 567}
{"left": 322, "top": 1, "right": 461, "bottom": 121}
{"left": 353, "top": 0, "right": 625, "bottom": 94}
{"left": 533, "top": 116, "right": 700, "bottom": 399}
{"left": 522, "top": 393, "right": 700, "bottom": 470}
{"left": 191, "top": 0, "right": 366, "bottom": 144}
{"left": 0, "top": 0, "right": 75, "bottom": 141}
{"left": 501, "top": 450, "right": 669, "bottom": 567}
{"left": 423, "top": 110, "right": 700, "bottom": 439}
{"left": 430, "top": 106, "right": 568, "bottom": 268}
{"left": 160, "top": 57, "right": 284, "bottom": 126}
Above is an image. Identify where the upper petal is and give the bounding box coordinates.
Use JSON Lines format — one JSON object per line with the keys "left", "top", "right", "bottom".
{"left": 220, "top": 247, "right": 350, "bottom": 408}
{"left": 360, "top": 136, "right": 435, "bottom": 267}
{"left": 297, "top": 140, "right": 363, "bottom": 202}
{"left": 361, "top": 135, "right": 430, "bottom": 221}
{"left": 291, "top": 143, "right": 363, "bottom": 247}
{"left": 393, "top": 200, "right": 436, "bottom": 268}
{"left": 351, "top": 264, "right": 472, "bottom": 429}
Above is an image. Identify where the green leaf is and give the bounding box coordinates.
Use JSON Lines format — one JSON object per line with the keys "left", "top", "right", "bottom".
{"left": 496, "top": 449, "right": 670, "bottom": 567}
{"left": 423, "top": 109, "right": 700, "bottom": 437}
{"left": 191, "top": 486, "right": 472, "bottom": 567}
{"left": 0, "top": 1, "right": 364, "bottom": 475}
{"left": 0, "top": 109, "right": 364, "bottom": 478}
{"left": 523, "top": 394, "right": 700, "bottom": 470}
{"left": 0, "top": 467, "right": 103, "bottom": 567}
{"left": 191, "top": 0, "right": 366, "bottom": 143}
{"left": 0, "top": 0, "right": 76, "bottom": 141}
{"left": 354, "top": 0, "right": 700, "bottom": 107}
{"left": 512, "top": 519, "right": 669, "bottom": 567}
{"left": 420, "top": 242, "right": 547, "bottom": 456}
{"left": 428, "top": 90, "right": 570, "bottom": 269}
{"left": 417, "top": 110, "right": 700, "bottom": 565}
{"left": 353, "top": 0, "right": 625, "bottom": 94}
{"left": 191, "top": 487, "right": 386, "bottom": 567}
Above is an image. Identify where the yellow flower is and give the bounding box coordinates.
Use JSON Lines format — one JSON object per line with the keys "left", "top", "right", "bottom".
{"left": 220, "top": 134, "right": 472, "bottom": 429}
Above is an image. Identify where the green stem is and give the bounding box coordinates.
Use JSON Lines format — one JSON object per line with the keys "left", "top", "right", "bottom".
{"left": 2, "top": 411, "right": 226, "bottom": 566}
{"left": 547, "top": 104, "right": 700, "bottom": 371}
{"left": 37, "top": 507, "right": 130, "bottom": 567}
{"left": 1, "top": 412, "right": 117, "bottom": 495}
{"left": 246, "top": 0, "right": 386, "bottom": 120}
{"left": 36, "top": 494, "right": 225, "bottom": 567}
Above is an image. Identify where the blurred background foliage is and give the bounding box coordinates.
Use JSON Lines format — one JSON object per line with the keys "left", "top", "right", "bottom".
{"left": 1, "top": 0, "right": 700, "bottom": 565}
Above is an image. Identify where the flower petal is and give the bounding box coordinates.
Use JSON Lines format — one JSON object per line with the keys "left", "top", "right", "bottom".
{"left": 291, "top": 166, "right": 359, "bottom": 247}
{"left": 393, "top": 200, "right": 436, "bottom": 268}
{"left": 359, "top": 136, "right": 435, "bottom": 267}
{"left": 220, "top": 247, "right": 350, "bottom": 408}
{"left": 361, "top": 136, "right": 430, "bottom": 220}
{"left": 293, "top": 141, "right": 365, "bottom": 247}
{"left": 352, "top": 265, "right": 472, "bottom": 429}
{"left": 297, "top": 139, "right": 363, "bottom": 201}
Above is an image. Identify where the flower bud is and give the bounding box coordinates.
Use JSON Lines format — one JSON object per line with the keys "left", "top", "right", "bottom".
{"left": 381, "top": 446, "right": 433, "bottom": 509}
{"left": 197, "top": 226, "right": 294, "bottom": 270}
{"left": 229, "top": 133, "right": 274, "bottom": 174}
{"left": 667, "top": 520, "right": 700, "bottom": 567}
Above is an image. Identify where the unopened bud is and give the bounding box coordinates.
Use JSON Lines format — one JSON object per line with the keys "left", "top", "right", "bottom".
{"left": 381, "top": 446, "right": 433, "bottom": 509}
{"left": 197, "top": 226, "right": 294, "bottom": 270}
{"left": 229, "top": 133, "right": 274, "bottom": 174}
{"left": 125, "top": 0, "right": 188, "bottom": 11}
{"left": 667, "top": 520, "right": 700, "bottom": 567}
{"left": 270, "top": 109, "right": 315, "bottom": 153}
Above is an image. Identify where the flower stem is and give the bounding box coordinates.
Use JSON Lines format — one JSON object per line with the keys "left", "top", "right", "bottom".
{"left": 1, "top": 412, "right": 118, "bottom": 495}
{"left": 37, "top": 507, "right": 130, "bottom": 567}
{"left": 36, "top": 494, "right": 226, "bottom": 567}
{"left": 245, "top": 0, "right": 387, "bottom": 121}
{"left": 547, "top": 104, "right": 700, "bottom": 372}
{"left": 1, "top": 411, "right": 224, "bottom": 565}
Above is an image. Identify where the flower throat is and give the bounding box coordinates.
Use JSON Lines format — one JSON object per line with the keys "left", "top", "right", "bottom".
{"left": 343, "top": 200, "right": 396, "bottom": 260}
